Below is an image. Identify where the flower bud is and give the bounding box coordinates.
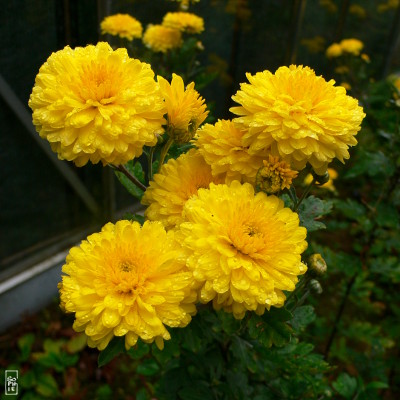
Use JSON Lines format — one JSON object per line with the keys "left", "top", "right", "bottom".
{"left": 312, "top": 170, "right": 330, "bottom": 185}
{"left": 309, "top": 279, "right": 323, "bottom": 294}
{"left": 308, "top": 253, "right": 328, "bottom": 276}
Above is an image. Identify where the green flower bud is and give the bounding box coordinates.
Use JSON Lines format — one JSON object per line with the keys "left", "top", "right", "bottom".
{"left": 309, "top": 279, "right": 323, "bottom": 294}
{"left": 312, "top": 170, "right": 330, "bottom": 185}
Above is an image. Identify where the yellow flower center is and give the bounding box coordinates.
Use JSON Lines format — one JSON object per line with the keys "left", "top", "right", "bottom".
{"left": 79, "top": 62, "right": 119, "bottom": 104}
{"left": 228, "top": 219, "right": 265, "bottom": 255}
{"left": 119, "top": 261, "right": 136, "bottom": 273}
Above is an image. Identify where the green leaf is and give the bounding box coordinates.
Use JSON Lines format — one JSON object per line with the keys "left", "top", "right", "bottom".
{"left": 136, "top": 358, "right": 160, "bottom": 376}
{"left": 136, "top": 388, "right": 150, "bottom": 400}
{"left": 35, "top": 373, "right": 60, "bottom": 398}
{"left": 19, "top": 369, "right": 36, "bottom": 389}
{"left": 376, "top": 203, "right": 399, "bottom": 228}
{"left": 364, "top": 381, "right": 389, "bottom": 390}
{"left": 98, "top": 336, "right": 126, "bottom": 367}
{"left": 344, "top": 151, "right": 395, "bottom": 179}
{"left": 291, "top": 305, "right": 316, "bottom": 332}
{"left": 115, "top": 160, "right": 145, "bottom": 199}
{"left": 95, "top": 384, "right": 113, "bottom": 400}
{"left": 298, "top": 196, "right": 332, "bottom": 232}
{"left": 332, "top": 373, "right": 357, "bottom": 399}
{"left": 178, "top": 381, "right": 214, "bottom": 400}
{"left": 18, "top": 333, "right": 35, "bottom": 361}
{"left": 333, "top": 199, "right": 366, "bottom": 221}
{"left": 127, "top": 340, "right": 150, "bottom": 360}
{"left": 248, "top": 308, "right": 293, "bottom": 348}
{"left": 66, "top": 333, "right": 87, "bottom": 354}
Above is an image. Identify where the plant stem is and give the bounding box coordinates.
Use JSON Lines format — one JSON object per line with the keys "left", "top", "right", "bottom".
{"left": 294, "top": 178, "right": 315, "bottom": 211}
{"left": 148, "top": 146, "right": 155, "bottom": 182}
{"left": 111, "top": 164, "right": 147, "bottom": 192}
{"left": 158, "top": 137, "right": 173, "bottom": 173}
{"left": 324, "top": 273, "right": 357, "bottom": 359}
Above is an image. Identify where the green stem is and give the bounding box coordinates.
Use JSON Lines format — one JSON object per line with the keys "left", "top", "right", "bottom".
{"left": 148, "top": 146, "right": 155, "bottom": 182}
{"left": 158, "top": 137, "right": 173, "bottom": 173}
{"left": 111, "top": 164, "right": 147, "bottom": 192}
{"left": 294, "top": 177, "right": 315, "bottom": 211}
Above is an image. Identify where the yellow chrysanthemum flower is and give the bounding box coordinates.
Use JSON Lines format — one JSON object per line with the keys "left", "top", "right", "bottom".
{"left": 256, "top": 155, "right": 298, "bottom": 194}
{"left": 142, "top": 149, "right": 224, "bottom": 229}
{"left": 143, "top": 24, "right": 182, "bottom": 53}
{"left": 326, "top": 43, "right": 343, "bottom": 58}
{"left": 230, "top": 65, "right": 365, "bottom": 174}
{"left": 162, "top": 12, "right": 204, "bottom": 34}
{"left": 29, "top": 42, "right": 165, "bottom": 167}
{"left": 59, "top": 220, "right": 196, "bottom": 351}
{"left": 194, "top": 119, "right": 268, "bottom": 184}
{"left": 304, "top": 167, "right": 338, "bottom": 191}
{"left": 340, "top": 38, "right": 364, "bottom": 56}
{"left": 100, "top": 14, "right": 143, "bottom": 40}
{"left": 179, "top": 181, "right": 307, "bottom": 319}
{"left": 158, "top": 73, "right": 208, "bottom": 143}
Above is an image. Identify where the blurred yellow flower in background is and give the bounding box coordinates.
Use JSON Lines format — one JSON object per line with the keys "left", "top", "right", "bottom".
{"left": 230, "top": 65, "right": 365, "bottom": 174}
{"left": 349, "top": 4, "right": 367, "bottom": 18}
{"left": 256, "top": 155, "right": 298, "bottom": 194}
{"left": 301, "top": 36, "right": 326, "bottom": 53}
{"left": 143, "top": 24, "right": 182, "bottom": 53}
{"left": 158, "top": 73, "right": 208, "bottom": 143}
{"left": 179, "top": 181, "right": 307, "bottom": 319}
{"left": 59, "top": 220, "right": 196, "bottom": 351}
{"left": 194, "top": 119, "right": 268, "bottom": 184}
{"left": 340, "top": 38, "right": 364, "bottom": 56}
{"left": 378, "top": 0, "right": 399, "bottom": 13}
{"left": 326, "top": 43, "right": 343, "bottom": 58}
{"left": 28, "top": 42, "right": 165, "bottom": 166}
{"left": 340, "top": 82, "right": 352, "bottom": 91}
{"left": 162, "top": 12, "right": 204, "bottom": 34}
{"left": 142, "top": 149, "right": 224, "bottom": 229}
{"left": 100, "top": 14, "right": 143, "bottom": 40}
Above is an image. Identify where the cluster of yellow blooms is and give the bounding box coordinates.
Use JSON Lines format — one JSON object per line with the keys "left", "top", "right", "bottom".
{"left": 100, "top": 11, "right": 204, "bottom": 54}
{"left": 29, "top": 42, "right": 365, "bottom": 350}
{"left": 326, "top": 38, "right": 364, "bottom": 58}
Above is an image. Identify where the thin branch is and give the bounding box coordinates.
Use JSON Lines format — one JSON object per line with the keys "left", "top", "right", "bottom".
{"left": 110, "top": 164, "right": 147, "bottom": 192}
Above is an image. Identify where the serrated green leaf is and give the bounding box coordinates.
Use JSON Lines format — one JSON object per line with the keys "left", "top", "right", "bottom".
{"left": 98, "top": 336, "right": 125, "bottom": 367}
{"left": 332, "top": 373, "right": 357, "bottom": 399}
{"left": 136, "top": 358, "right": 160, "bottom": 376}
{"left": 291, "top": 305, "right": 316, "bottom": 332}
{"left": 333, "top": 199, "right": 366, "bottom": 221}
{"left": 248, "top": 308, "right": 293, "bottom": 348}
{"left": 344, "top": 151, "right": 395, "bottom": 179}
{"left": 127, "top": 340, "right": 150, "bottom": 360}
{"left": 298, "top": 196, "right": 332, "bottom": 232}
